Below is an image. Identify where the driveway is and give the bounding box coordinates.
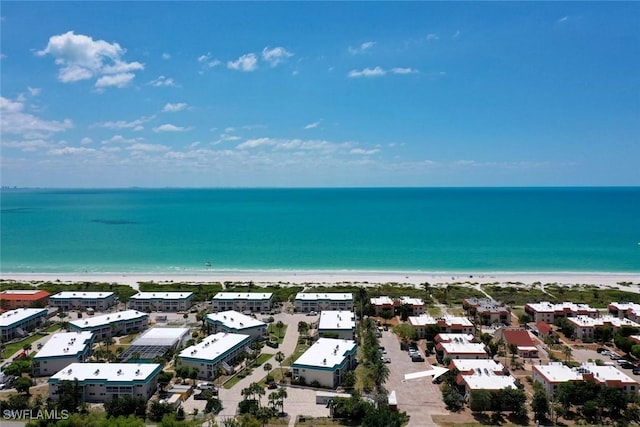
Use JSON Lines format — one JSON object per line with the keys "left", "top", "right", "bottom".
{"left": 380, "top": 330, "right": 447, "bottom": 427}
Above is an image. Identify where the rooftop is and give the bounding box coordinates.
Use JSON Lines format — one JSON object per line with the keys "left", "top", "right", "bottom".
{"left": 293, "top": 338, "right": 357, "bottom": 369}
{"left": 462, "top": 374, "right": 518, "bottom": 391}
{"left": 49, "top": 362, "right": 161, "bottom": 382}
{"left": 69, "top": 310, "right": 148, "bottom": 329}
{"left": 51, "top": 291, "right": 115, "bottom": 300}
{"left": 399, "top": 296, "right": 424, "bottom": 306}
{"left": 435, "top": 333, "right": 475, "bottom": 343}
{"left": 212, "top": 292, "right": 273, "bottom": 300}
{"left": 501, "top": 329, "right": 536, "bottom": 347}
{"left": 318, "top": 311, "right": 356, "bottom": 331}
{"left": 370, "top": 296, "right": 394, "bottom": 306}
{"left": 207, "top": 310, "right": 266, "bottom": 330}
{"left": 568, "top": 315, "right": 640, "bottom": 328}
{"left": 609, "top": 302, "right": 640, "bottom": 313}
{"left": 179, "top": 332, "right": 251, "bottom": 362}
{"left": 534, "top": 362, "right": 583, "bottom": 383}
{"left": 0, "top": 308, "right": 48, "bottom": 327}
{"left": 34, "top": 331, "right": 94, "bottom": 359}
{"left": 295, "top": 293, "right": 353, "bottom": 302}
{"left": 130, "top": 292, "right": 193, "bottom": 300}
{"left": 535, "top": 362, "right": 637, "bottom": 385}
{"left": 451, "top": 359, "right": 505, "bottom": 373}
{"left": 439, "top": 342, "right": 488, "bottom": 355}
{"left": 526, "top": 301, "right": 598, "bottom": 313}
{"left": 132, "top": 327, "right": 190, "bottom": 347}
{"left": 408, "top": 314, "right": 473, "bottom": 327}
{"left": 0, "top": 290, "right": 50, "bottom": 300}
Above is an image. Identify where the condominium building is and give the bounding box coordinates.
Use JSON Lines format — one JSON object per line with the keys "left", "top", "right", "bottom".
{"left": 493, "top": 328, "right": 539, "bottom": 358}
{"left": 460, "top": 374, "right": 519, "bottom": 403}
{"left": 291, "top": 338, "right": 358, "bottom": 389}
{"left": 462, "top": 297, "right": 511, "bottom": 325}
{"left": 0, "top": 308, "right": 48, "bottom": 341}
{"left": 318, "top": 311, "right": 356, "bottom": 340}
{"left": 369, "top": 296, "right": 425, "bottom": 316}
{"left": 206, "top": 311, "right": 267, "bottom": 340}
{"left": 294, "top": 293, "right": 353, "bottom": 313}
{"left": 48, "top": 363, "right": 162, "bottom": 403}
{"left": 50, "top": 291, "right": 116, "bottom": 311}
{"left": 118, "top": 327, "right": 191, "bottom": 362}
{"left": 567, "top": 315, "right": 640, "bottom": 339}
{"left": 33, "top": 332, "right": 94, "bottom": 377}
{"left": 524, "top": 302, "right": 599, "bottom": 324}
{"left": 436, "top": 334, "right": 488, "bottom": 360}
{"left": 178, "top": 332, "right": 252, "bottom": 379}
{"left": 211, "top": 292, "right": 273, "bottom": 313}
{"left": 128, "top": 292, "right": 194, "bottom": 312}
{"left": 449, "top": 359, "right": 506, "bottom": 375}
{"left": 69, "top": 310, "right": 149, "bottom": 339}
{"left": 533, "top": 362, "right": 638, "bottom": 397}
{"left": 608, "top": 302, "right": 640, "bottom": 323}
{"left": 408, "top": 315, "right": 474, "bottom": 339}
{"left": 0, "top": 290, "right": 50, "bottom": 310}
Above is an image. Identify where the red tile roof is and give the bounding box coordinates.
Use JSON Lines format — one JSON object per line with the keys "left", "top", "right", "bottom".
{"left": 536, "top": 321, "right": 553, "bottom": 335}
{"left": 503, "top": 329, "right": 535, "bottom": 347}
{"left": 0, "top": 290, "right": 50, "bottom": 301}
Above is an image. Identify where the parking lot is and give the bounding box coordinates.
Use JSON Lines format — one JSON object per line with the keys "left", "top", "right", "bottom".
{"left": 572, "top": 345, "right": 640, "bottom": 381}
{"left": 380, "top": 331, "right": 446, "bottom": 427}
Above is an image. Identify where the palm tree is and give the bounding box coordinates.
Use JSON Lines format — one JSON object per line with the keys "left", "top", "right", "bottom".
{"left": 275, "top": 321, "right": 284, "bottom": 341}
{"left": 357, "top": 286, "right": 368, "bottom": 320}
{"left": 263, "top": 362, "right": 273, "bottom": 378}
{"left": 276, "top": 388, "right": 287, "bottom": 415}
{"left": 371, "top": 359, "right": 390, "bottom": 391}
{"left": 563, "top": 345, "right": 572, "bottom": 362}
{"left": 215, "top": 366, "right": 225, "bottom": 389}
{"left": 275, "top": 351, "right": 285, "bottom": 380}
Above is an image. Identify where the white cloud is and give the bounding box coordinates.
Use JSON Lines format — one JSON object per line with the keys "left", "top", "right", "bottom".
{"left": 426, "top": 33, "right": 439, "bottom": 41}
{"left": 0, "top": 53, "right": 7, "bottom": 60}
{"left": 48, "top": 146, "right": 97, "bottom": 155}
{"left": 348, "top": 66, "right": 386, "bottom": 78}
{"left": 101, "top": 135, "right": 142, "bottom": 144}
{"left": 37, "top": 31, "right": 143, "bottom": 89}
{"left": 198, "top": 53, "right": 221, "bottom": 72}
{"left": 162, "top": 53, "right": 171, "bottom": 60}
{"left": 262, "top": 46, "right": 293, "bottom": 67}
{"left": 349, "top": 148, "right": 380, "bottom": 155}
{"left": 153, "top": 124, "right": 190, "bottom": 132}
{"left": 94, "top": 116, "right": 154, "bottom": 130}
{"left": 0, "top": 96, "right": 73, "bottom": 138}
{"left": 453, "top": 30, "right": 461, "bottom": 39}
{"left": 95, "top": 73, "right": 135, "bottom": 89}
{"left": 162, "top": 102, "right": 188, "bottom": 112}
{"left": 236, "top": 137, "right": 271, "bottom": 149}
{"left": 149, "top": 76, "right": 177, "bottom": 87}
{"left": 27, "top": 87, "right": 42, "bottom": 96}
{"left": 391, "top": 67, "right": 418, "bottom": 75}
{"left": 348, "top": 41, "right": 376, "bottom": 55}
{"left": 227, "top": 53, "right": 258, "bottom": 72}
{"left": 2, "top": 139, "right": 53, "bottom": 152}
{"left": 304, "top": 121, "right": 321, "bottom": 130}
{"left": 127, "top": 143, "right": 170, "bottom": 152}
{"left": 557, "top": 16, "right": 569, "bottom": 24}
{"left": 80, "top": 137, "right": 93, "bottom": 145}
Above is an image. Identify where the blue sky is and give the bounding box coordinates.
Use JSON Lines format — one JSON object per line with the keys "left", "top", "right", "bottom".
{"left": 1, "top": 2, "right": 638, "bottom": 187}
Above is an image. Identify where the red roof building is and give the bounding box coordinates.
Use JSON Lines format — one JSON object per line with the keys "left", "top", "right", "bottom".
{"left": 495, "top": 327, "right": 539, "bottom": 358}
{"left": 535, "top": 321, "right": 553, "bottom": 337}
{"left": 0, "top": 290, "right": 50, "bottom": 310}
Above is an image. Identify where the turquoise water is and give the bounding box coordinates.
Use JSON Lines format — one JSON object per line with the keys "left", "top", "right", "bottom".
{"left": 1, "top": 187, "right": 639, "bottom": 273}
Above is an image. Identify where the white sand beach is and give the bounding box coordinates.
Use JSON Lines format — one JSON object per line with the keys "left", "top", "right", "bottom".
{"left": 1, "top": 270, "right": 638, "bottom": 291}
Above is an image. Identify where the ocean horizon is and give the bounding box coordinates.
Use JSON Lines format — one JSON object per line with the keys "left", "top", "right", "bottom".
{"left": 1, "top": 187, "right": 639, "bottom": 274}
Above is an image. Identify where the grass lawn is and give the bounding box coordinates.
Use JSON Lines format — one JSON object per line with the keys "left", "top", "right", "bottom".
{"left": 223, "top": 373, "right": 245, "bottom": 389}
{"left": 118, "top": 333, "right": 138, "bottom": 344}
{"left": 256, "top": 353, "right": 273, "bottom": 365}
{"left": 44, "top": 323, "right": 61, "bottom": 333}
{"left": 268, "top": 323, "right": 288, "bottom": 344}
{"left": 427, "top": 306, "right": 442, "bottom": 316}
{"left": 1, "top": 334, "right": 46, "bottom": 359}
{"left": 284, "top": 342, "right": 309, "bottom": 366}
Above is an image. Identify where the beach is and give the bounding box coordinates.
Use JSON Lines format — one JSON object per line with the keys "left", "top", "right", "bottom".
{"left": 1, "top": 270, "right": 638, "bottom": 291}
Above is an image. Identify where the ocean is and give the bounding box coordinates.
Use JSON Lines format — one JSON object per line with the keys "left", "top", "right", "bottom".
{"left": 1, "top": 187, "right": 638, "bottom": 273}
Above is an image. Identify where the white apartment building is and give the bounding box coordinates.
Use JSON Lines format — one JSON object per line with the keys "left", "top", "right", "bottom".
{"left": 206, "top": 311, "right": 267, "bottom": 340}
{"left": 318, "top": 311, "right": 356, "bottom": 340}
{"left": 568, "top": 315, "right": 640, "bottom": 339}
{"left": 294, "top": 293, "right": 353, "bottom": 313}
{"left": 437, "top": 341, "right": 489, "bottom": 360}
{"left": 461, "top": 374, "right": 519, "bottom": 403}
{"left": 533, "top": 362, "right": 638, "bottom": 397}
{"left": 33, "top": 331, "right": 94, "bottom": 377}
{"left": 48, "top": 363, "right": 162, "bottom": 403}
{"left": 178, "top": 332, "right": 251, "bottom": 379}
{"left": 128, "top": 292, "right": 194, "bottom": 312}
{"left": 69, "top": 310, "right": 149, "bottom": 339}
{"left": 291, "top": 338, "right": 358, "bottom": 389}
{"left": 409, "top": 315, "right": 475, "bottom": 338}
{"left": 0, "top": 308, "right": 48, "bottom": 341}
{"left": 369, "top": 296, "right": 425, "bottom": 316}
{"left": 49, "top": 291, "right": 117, "bottom": 311}
{"left": 609, "top": 302, "right": 640, "bottom": 323}
{"left": 524, "top": 301, "right": 599, "bottom": 323}
{"left": 449, "top": 359, "right": 506, "bottom": 375}
{"left": 211, "top": 292, "right": 273, "bottom": 313}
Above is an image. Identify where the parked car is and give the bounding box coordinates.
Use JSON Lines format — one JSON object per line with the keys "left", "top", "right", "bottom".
{"left": 307, "top": 311, "right": 318, "bottom": 316}
{"left": 620, "top": 362, "right": 635, "bottom": 369}
{"left": 411, "top": 355, "right": 425, "bottom": 362}
{"left": 381, "top": 357, "right": 391, "bottom": 363}
{"left": 197, "top": 382, "right": 215, "bottom": 390}
{"left": 267, "top": 381, "right": 278, "bottom": 389}
{"left": 632, "top": 368, "right": 640, "bottom": 375}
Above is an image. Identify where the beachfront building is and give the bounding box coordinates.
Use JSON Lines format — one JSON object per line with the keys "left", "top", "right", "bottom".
{"left": 567, "top": 315, "right": 640, "bottom": 340}
{"left": 118, "top": 327, "right": 190, "bottom": 362}
{"left": 533, "top": 362, "right": 638, "bottom": 397}
{"left": 436, "top": 334, "right": 489, "bottom": 360}
{"left": 69, "top": 310, "right": 149, "bottom": 339}
{"left": 449, "top": 359, "right": 506, "bottom": 375}
{"left": 408, "top": 315, "right": 475, "bottom": 339}
{"left": 608, "top": 302, "right": 640, "bottom": 323}
{"left": 211, "top": 292, "right": 274, "bottom": 313}
{"left": 370, "top": 296, "right": 425, "bottom": 316}
{"left": 524, "top": 301, "right": 599, "bottom": 324}
{"left": 205, "top": 311, "right": 267, "bottom": 340}
{"left": 459, "top": 374, "right": 519, "bottom": 403}
{"left": 48, "top": 363, "right": 162, "bottom": 403}
{"left": 493, "top": 328, "right": 539, "bottom": 358}
{"left": 128, "top": 292, "right": 194, "bottom": 312}
{"left": 49, "top": 291, "right": 117, "bottom": 312}
{"left": 0, "top": 290, "right": 50, "bottom": 310}
{"left": 462, "top": 297, "right": 511, "bottom": 325}
{"left": 318, "top": 311, "right": 356, "bottom": 340}
{"left": 294, "top": 293, "right": 353, "bottom": 313}
{"left": 178, "top": 332, "right": 251, "bottom": 379}
{"left": 0, "top": 308, "right": 48, "bottom": 341}
{"left": 291, "top": 338, "right": 358, "bottom": 389}
{"left": 532, "top": 321, "right": 554, "bottom": 339}
{"left": 435, "top": 333, "right": 476, "bottom": 344}
{"left": 32, "top": 331, "right": 94, "bottom": 377}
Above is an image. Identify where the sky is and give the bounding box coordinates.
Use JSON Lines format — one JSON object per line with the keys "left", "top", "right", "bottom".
{"left": 1, "top": 1, "right": 638, "bottom": 188}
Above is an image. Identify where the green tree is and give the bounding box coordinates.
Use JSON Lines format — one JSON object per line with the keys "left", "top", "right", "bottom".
{"left": 531, "top": 388, "right": 550, "bottom": 423}
{"left": 275, "top": 320, "right": 284, "bottom": 341}
{"left": 254, "top": 407, "right": 275, "bottom": 427}
{"left": 148, "top": 400, "right": 174, "bottom": 422}
{"left": 380, "top": 309, "right": 394, "bottom": 325}
{"left": 263, "top": 362, "right": 273, "bottom": 379}
{"left": 469, "top": 390, "right": 492, "bottom": 413}
{"left": 392, "top": 323, "right": 417, "bottom": 346}
{"left": 205, "top": 397, "right": 223, "bottom": 414}
{"left": 275, "top": 351, "right": 285, "bottom": 379}
{"left": 13, "top": 377, "right": 33, "bottom": 395}
{"left": 518, "top": 313, "right": 532, "bottom": 325}
{"left": 371, "top": 359, "right": 390, "bottom": 391}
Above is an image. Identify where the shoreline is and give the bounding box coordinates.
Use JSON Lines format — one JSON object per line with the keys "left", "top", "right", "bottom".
{"left": 1, "top": 270, "right": 639, "bottom": 289}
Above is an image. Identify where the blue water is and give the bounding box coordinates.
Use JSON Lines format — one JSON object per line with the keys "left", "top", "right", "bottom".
{"left": 1, "top": 187, "right": 639, "bottom": 273}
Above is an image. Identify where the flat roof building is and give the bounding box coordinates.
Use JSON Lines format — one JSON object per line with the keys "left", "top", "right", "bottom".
{"left": 524, "top": 301, "right": 599, "bottom": 324}
{"left": 69, "top": 310, "right": 149, "bottom": 339}
{"left": 462, "top": 297, "right": 511, "bottom": 325}
{"left": 129, "top": 292, "right": 194, "bottom": 312}
{"left": 48, "top": 363, "right": 162, "bottom": 403}
{"left": 206, "top": 311, "right": 267, "bottom": 340}
{"left": 318, "top": 311, "right": 356, "bottom": 340}
{"left": 118, "top": 327, "right": 190, "bottom": 362}
{"left": 178, "top": 332, "right": 251, "bottom": 379}
{"left": 292, "top": 338, "right": 358, "bottom": 389}
{"left": 0, "top": 308, "right": 48, "bottom": 341}
{"left": 449, "top": 359, "right": 506, "bottom": 375}
{"left": 370, "top": 296, "right": 425, "bottom": 316}
{"left": 50, "top": 291, "right": 116, "bottom": 311}
{"left": 609, "top": 302, "right": 640, "bottom": 323}
{"left": 33, "top": 331, "right": 94, "bottom": 377}
{"left": 212, "top": 292, "right": 273, "bottom": 313}
{"left": 409, "top": 315, "right": 475, "bottom": 338}
{"left": 459, "top": 374, "right": 519, "bottom": 402}
{"left": 533, "top": 362, "right": 638, "bottom": 397}
{"left": 0, "top": 290, "right": 50, "bottom": 311}
{"left": 567, "top": 315, "right": 640, "bottom": 339}
{"left": 437, "top": 341, "right": 489, "bottom": 360}
{"left": 294, "top": 293, "right": 353, "bottom": 313}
